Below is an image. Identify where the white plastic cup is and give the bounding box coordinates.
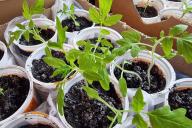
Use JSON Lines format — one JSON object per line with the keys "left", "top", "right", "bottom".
{"left": 0, "top": 66, "right": 38, "bottom": 126}
{"left": 134, "top": 0, "right": 164, "bottom": 24}
{"left": 110, "top": 51, "right": 176, "bottom": 110}
{"left": 58, "top": 75, "right": 129, "bottom": 128}
{"left": 165, "top": 78, "right": 192, "bottom": 106}
{"left": 57, "top": 9, "right": 95, "bottom": 44}
{"left": 160, "top": 8, "right": 183, "bottom": 21}
{"left": 73, "top": 26, "right": 122, "bottom": 49}
{"left": 25, "top": 44, "right": 77, "bottom": 99}
{"left": 0, "top": 41, "right": 15, "bottom": 67}
{"left": 1, "top": 112, "right": 64, "bottom": 128}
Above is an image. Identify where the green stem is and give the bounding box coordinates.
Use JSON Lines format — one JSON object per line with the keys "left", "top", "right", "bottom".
{"left": 109, "top": 113, "right": 118, "bottom": 128}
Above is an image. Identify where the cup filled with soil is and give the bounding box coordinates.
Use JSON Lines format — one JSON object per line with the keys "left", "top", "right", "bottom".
{"left": 57, "top": 9, "right": 94, "bottom": 41}
{"left": 1, "top": 112, "right": 64, "bottom": 128}
{"left": 25, "top": 44, "right": 77, "bottom": 99}
{"left": 165, "top": 78, "right": 192, "bottom": 120}
{"left": 0, "top": 66, "right": 37, "bottom": 125}
{"left": 58, "top": 75, "right": 129, "bottom": 128}
{"left": 134, "top": 0, "right": 164, "bottom": 24}
{"left": 110, "top": 51, "right": 176, "bottom": 110}
{"left": 10, "top": 18, "right": 56, "bottom": 57}
{"left": 73, "top": 26, "right": 122, "bottom": 52}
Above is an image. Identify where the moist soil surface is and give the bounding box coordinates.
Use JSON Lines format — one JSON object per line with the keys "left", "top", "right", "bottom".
{"left": 136, "top": 6, "right": 158, "bottom": 18}
{"left": 0, "top": 75, "right": 29, "bottom": 121}
{"left": 64, "top": 81, "right": 122, "bottom": 128}
{"left": 114, "top": 60, "right": 166, "bottom": 94}
{"left": 62, "top": 16, "right": 93, "bottom": 32}
{"left": 0, "top": 49, "right": 4, "bottom": 60}
{"left": 79, "top": 38, "right": 115, "bottom": 53}
{"left": 19, "top": 28, "right": 55, "bottom": 46}
{"left": 168, "top": 87, "right": 192, "bottom": 119}
{"left": 32, "top": 50, "right": 69, "bottom": 83}
{"left": 89, "top": 0, "right": 96, "bottom": 5}
{"left": 19, "top": 124, "right": 54, "bottom": 128}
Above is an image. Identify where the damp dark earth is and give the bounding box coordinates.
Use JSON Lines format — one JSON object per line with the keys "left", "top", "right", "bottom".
{"left": 19, "top": 28, "right": 55, "bottom": 46}
{"left": 0, "top": 75, "right": 29, "bottom": 121}
{"left": 19, "top": 124, "right": 54, "bottom": 128}
{"left": 62, "top": 16, "right": 93, "bottom": 32}
{"left": 79, "top": 38, "right": 114, "bottom": 53}
{"left": 32, "top": 50, "right": 69, "bottom": 83}
{"left": 168, "top": 87, "right": 192, "bottom": 119}
{"left": 136, "top": 6, "right": 158, "bottom": 18}
{"left": 114, "top": 60, "right": 166, "bottom": 94}
{"left": 0, "top": 49, "right": 4, "bottom": 60}
{"left": 64, "top": 80, "right": 122, "bottom": 128}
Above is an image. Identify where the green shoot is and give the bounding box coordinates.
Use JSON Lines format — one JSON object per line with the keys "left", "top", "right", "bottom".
{"left": 58, "top": 4, "right": 80, "bottom": 26}
{"left": 89, "top": 0, "right": 122, "bottom": 26}
{"left": 0, "top": 88, "right": 4, "bottom": 96}
{"left": 181, "top": 1, "right": 192, "bottom": 18}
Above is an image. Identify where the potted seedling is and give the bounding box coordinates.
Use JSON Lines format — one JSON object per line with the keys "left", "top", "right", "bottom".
{"left": 1, "top": 112, "right": 64, "bottom": 128}
{"left": 0, "top": 66, "right": 37, "bottom": 125}
{"left": 6, "top": 0, "right": 56, "bottom": 67}
{"left": 165, "top": 78, "right": 192, "bottom": 120}
{"left": 25, "top": 17, "right": 76, "bottom": 99}
{"left": 111, "top": 24, "right": 192, "bottom": 109}
{"left": 134, "top": 0, "right": 164, "bottom": 24}
{"left": 57, "top": 3, "right": 94, "bottom": 41}
{"left": 73, "top": 0, "right": 122, "bottom": 52}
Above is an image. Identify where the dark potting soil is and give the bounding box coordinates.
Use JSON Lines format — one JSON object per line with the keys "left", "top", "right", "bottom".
{"left": 62, "top": 16, "right": 93, "bottom": 32}
{"left": 79, "top": 38, "right": 115, "bottom": 53}
{"left": 19, "top": 28, "right": 55, "bottom": 46}
{"left": 89, "top": 0, "right": 96, "bottom": 5}
{"left": 114, "top": 60, "right": 166, "bottom": 94}
{"left": 32, "top": 50, "right": 69, "bottom": 83}
{"left": 64, "top": 81, "right": 122, "bottom": 128}
{"left": 161, "top": 16, "right": 169, "bottom": 21}
{"left": 168, "top": 88, "right": 192, "bottom": 119}
{"left": 0, "top": 75, "right": 29, "bottom": 121}
{"left": 136, "top": 6, "right": 158, "bottom": 18}
{"left": 19, "top": 124, "right": 54, "bottom": 128}
{"left": 0, "top": 49, "right": 4, "bottom": 60}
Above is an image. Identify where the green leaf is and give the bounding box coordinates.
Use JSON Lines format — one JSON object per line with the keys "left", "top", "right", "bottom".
{"left": 43, "top": 57, "right": 68, "bottom": 69}
{"left": 47, "top": 41, "right": 62, "bottom": 50}
{"left": 23, "top": 0, "right": 31, "bottom": 19}
{"left": 121, "top": 30, "right": 141, "bottom": 43}
{"left": 100, "top": 39, "right": 113, "bottom": 48}
{"left": 119, "top": 77, "right": 127, "bottom": 97}
{"left": 31, "top": 0, "right": 45, "bottom": 15}
{"left": 131, "top": 44, "right": 140, "bottom": 57}
{"left": 99, "top": 0, "right": 112, "bottom": 18}
{"left": 83, "top": 86, "right": 100, "bottom": 99}
{"left": 148, "top": 106, "right": 192, "bottom": 128}
{"left": 169, "top": 24, "right": 188, "bottom": 36}
{"left": 100, "top": 29, "right": 110, "bottom": 36}
{"left": 161, "top": 37, "right": 173, "bottom": 58}
{"left": 9, "top": 30, "right": 23, "bottom": 45}
{"left": 131, "top": 88, "right": 145, "bottom": 113}
{"left": 103, "top": 14, "right": 122, "bottom": 26}
{"left": 57, "top": 86, "right": 64, "bottom": 116}
{"left": 52, "top": 67, "right": 71, "bottom": 78}
{"left": 132, "top": 114, "right": 148, "bottom": 128}
{"left": 83, "top": 71, "right": 102, "bottom": 81}
{"left": 44, "top": 47, "right": 52, "bottom": 57}
{"left": 56, "top": 17, "right": 67, "bottom": 48}
{"left": 23, "top": 30, "right": 30, "bottom": 41}
{"left": 89, "top": 8, "right": 101, "bottom": 24}
{"left": 98, "top": 67, "right": 110, "bottom": 91}
{"left": 16, "top": 23, "right": 25, "bottom": 29}
{"left": 29, "top": 19, "right": 35, "bottom": 28}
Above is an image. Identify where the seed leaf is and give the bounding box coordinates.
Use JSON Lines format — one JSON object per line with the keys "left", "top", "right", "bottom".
{"left": 119, "top": 77, "right": 127, "bottom": 97}
{"left": 43, "top": 57, "right": 68, "bottom": 69}
{"left": 83, "top": 86, "right": 100, "bottom": 99}
{"left": 132, "top": 114, "right": 148, "bottom": 128}
{"left": 148, "top": 106, "right": 192, "bottom": 128}
{"left": 131, "top": 88, "right": 145, "bottom": 113}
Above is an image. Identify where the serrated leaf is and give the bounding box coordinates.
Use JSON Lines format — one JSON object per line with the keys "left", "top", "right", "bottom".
{"left": 121, "top": 30, "right": 141, "bottom": 43}
{"left": 98, "top": 67, "right": 110, "bottom": 91}
{"left": 119, "top": 77, "right": 127, "bottom": 97}
{"left": 23, "top": 0, "right": 31, "bottom": 19}
{"left": 161, "top": 37, "right": 173, "bottom": 58}
{"left": 103, "top": 14, "right": 122, "bottom": 26}
{"left": 131, "top": 88, "right": 145, "bottom": 113}
{"left": 89, "top": 7, "right": 101, "bottom": 24}
{"left": 57, "top": 86, "right": 64, "bottom": 116}
{"left": 169, "top": 24, "right": 188, "bottom": 36}
{"left": 83, "top": 86, "right": 100, "bottom": 99}
{"left": 148, "top": 106, "right": 192, "bottom": 128}
{"left": 31, "top": 0, "right": 45, "bottom": 15}
{"left": 132, "top": 114, "right": 148, "bottom": 128}
{"left": 99, "top": 0, "right": 112, "bottom": 18}
{"left": 43, "top": 57, "right": 68, "bottom": 69}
